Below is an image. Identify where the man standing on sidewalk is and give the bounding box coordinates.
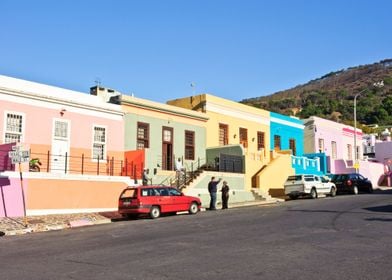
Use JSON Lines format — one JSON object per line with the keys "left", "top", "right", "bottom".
{"left": 208, "top": 177, "right": 221, "bottom": 210}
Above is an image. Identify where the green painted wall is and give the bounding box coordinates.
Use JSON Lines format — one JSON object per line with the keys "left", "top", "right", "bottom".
{"left": 124, "top": 113, "right": 206, "bottom": 171}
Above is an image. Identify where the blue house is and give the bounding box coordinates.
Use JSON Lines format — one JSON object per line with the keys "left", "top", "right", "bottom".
{"left": 270, "top": 112, "right": 324, "bottom": 175}
{"left": 270, "top": 112, "right": 304, "bottom": 156}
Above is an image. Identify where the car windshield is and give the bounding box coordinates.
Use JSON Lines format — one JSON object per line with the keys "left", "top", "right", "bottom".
{"left": 287, "top": 175, "right": 302, "bottom": 181}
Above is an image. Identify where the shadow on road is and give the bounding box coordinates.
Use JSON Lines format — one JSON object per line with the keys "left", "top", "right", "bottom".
{"left": 365, "top": 217, "right": 392, "bottom": 222}
{"left": 363, "top": 204, "right": 392, "bottom": 213}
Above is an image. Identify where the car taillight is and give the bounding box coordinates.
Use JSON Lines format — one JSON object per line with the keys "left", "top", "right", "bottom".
{"left": 346, "top": 180, "right": 352, "bottom": 186}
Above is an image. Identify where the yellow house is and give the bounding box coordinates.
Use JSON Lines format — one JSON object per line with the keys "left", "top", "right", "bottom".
{"left": 168, "top": 94, "right": 271, "bottom": 191}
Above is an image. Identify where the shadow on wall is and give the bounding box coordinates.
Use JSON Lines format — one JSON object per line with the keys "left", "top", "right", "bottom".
{"left": 0, "top": 176, "right": 11, "bottom": 217}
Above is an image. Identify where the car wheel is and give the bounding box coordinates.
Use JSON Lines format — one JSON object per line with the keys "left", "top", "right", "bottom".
{"left": 330, "top": 187, "right": 336, "bottom": 197}
{"left": 150, "top": 206, "right": 161, "bottom": 219}
{"left": 352, "top": 186, "right": 359, "bottom": 195}
{"left": 310, "top": 188, "right": 317, "bottom": 199}
{"left": 189, "top": 202, "right": 199, "bottom": 214}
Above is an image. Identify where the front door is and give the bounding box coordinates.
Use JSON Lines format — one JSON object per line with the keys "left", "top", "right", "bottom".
{"left": 51, "top": 119, "right": 70, "bottom": 173}
{"left": 162, "top": 126, "right": 173, "bottom": 170}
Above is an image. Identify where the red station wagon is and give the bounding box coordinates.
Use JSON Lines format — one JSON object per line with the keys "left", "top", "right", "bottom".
{"left": 118, "top": 186, "right": 202, "bottom": 219}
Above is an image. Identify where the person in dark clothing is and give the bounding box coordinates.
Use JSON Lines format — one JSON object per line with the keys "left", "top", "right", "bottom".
{"left": 220, "top": 181, "right": 230, "bottom": 209}
{"left": 142, "top": 168, "right": 150, "bottom": 186}
{"left": 208, "top": 176, "right": 221, "bottom": 210}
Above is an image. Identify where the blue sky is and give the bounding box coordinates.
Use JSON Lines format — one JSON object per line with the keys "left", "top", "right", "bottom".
{"left": 1, "top": 0, "right": 391, "bottom": 103}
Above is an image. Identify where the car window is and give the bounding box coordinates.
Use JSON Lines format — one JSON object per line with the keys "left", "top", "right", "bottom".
{"left": 121, "top": 188, "right": 137, "bottom": 198}
{"left": 141, "top": 188, "right": 159, "bottom": 196}
{"left": 304, "top": 176, "right": 314, "bottom": 181}
{"left": 358, "top": 174, "right": 365, "bottom": 180}
{"left": 158, "top": 188, "right": 169, "bottom": 196}
{"left": 168, "top": 188, "right": 182, "bottom": 196}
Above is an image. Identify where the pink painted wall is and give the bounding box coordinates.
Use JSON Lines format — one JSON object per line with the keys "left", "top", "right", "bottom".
{"left": 305, "top": 117, "right": 362, "bottom": 174}
{"left": 0, "top": 99, "right": 123, "bottom": 150}
{"left": 375, "top": 141, "right": 392, "bottom": 163}
{"left": 0, "top": 176, "right": 26, "bottom": 217}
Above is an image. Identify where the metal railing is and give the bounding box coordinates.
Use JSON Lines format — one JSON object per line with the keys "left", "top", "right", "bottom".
{"left": 1, "top": 148, "right": 144, "bottom": 180}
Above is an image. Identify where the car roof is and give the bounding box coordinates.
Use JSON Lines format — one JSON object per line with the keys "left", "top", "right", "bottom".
{"left": 126, "top": 185, "right": 171, "bottom": 189}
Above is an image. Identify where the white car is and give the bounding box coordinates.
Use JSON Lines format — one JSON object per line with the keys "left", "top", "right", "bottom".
{"left": 284, "top": 174, "right": 337, "bottom": 199}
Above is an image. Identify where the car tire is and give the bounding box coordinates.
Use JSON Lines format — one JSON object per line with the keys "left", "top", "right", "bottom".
{"left": 310, "top": 188, "right": 317, "bottom": 199}
{"left": 189, "top": 202, "right": 199, "bottom": 214}
{"left": 330, "top": 187, "right": 337, "bottom": 197}
{"left": 150, "top": 206, "right": 161, "bottom": 219}
{"left": 352, "top": 186, "right": 359, "bottom": 195}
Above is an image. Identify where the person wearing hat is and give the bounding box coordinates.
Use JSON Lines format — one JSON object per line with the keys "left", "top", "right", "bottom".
{"left": 220, "top": 181, "right": 230, "bottom": 209}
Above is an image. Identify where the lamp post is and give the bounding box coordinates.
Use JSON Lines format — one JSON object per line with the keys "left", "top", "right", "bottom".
{"left": 353, "top": 81, "right": 384, "bottom": 173}
{"left": 353, "top": 92, "right": 362, "bottom": 172}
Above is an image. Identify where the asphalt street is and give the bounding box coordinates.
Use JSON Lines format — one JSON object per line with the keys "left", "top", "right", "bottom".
{"left": 1, "top": 190, "right": 392, "bottom": 280}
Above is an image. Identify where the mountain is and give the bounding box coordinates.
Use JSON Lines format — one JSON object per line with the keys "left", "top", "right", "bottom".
{"left": 240, "top": 59, "right": 392, "bottom": 129}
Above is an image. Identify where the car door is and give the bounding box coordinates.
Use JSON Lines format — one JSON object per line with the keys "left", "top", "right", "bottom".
{"left": 168, "top": 187, "right": 188, "bottom": 211}
{"left": 156, "top": 187, "right": 172, "bottom": 213}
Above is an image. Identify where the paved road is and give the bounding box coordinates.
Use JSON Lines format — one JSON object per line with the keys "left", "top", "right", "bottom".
{"left": 1, "top": 191, "right": 392, "bottom": 280}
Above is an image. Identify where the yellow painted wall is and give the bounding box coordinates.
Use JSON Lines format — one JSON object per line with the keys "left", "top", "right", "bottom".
{"left": 257, "top": 153, "right": 295, "bottom": 197}
{"left": 168, "top": 94, "right": 271, "bottom": 190}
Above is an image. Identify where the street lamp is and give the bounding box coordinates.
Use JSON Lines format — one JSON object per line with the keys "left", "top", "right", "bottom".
{"left": 353, "top": 81, "right": 384, "bottom": 172}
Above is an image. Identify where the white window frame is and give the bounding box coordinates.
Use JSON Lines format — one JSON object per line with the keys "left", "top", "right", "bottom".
{"left": 53, "top": 118, "right": 70, "bottom": 141}
{"left": 92, "top": 125, "right": 107, "bottom": 161}
{"left": 3, "top": 111, "right": 26, "bottom": 144}
{"left": 331, "top": 141, "right": 337, "bottom": 159}
{"left": 318, "top": 138, "right": 324, "bottom": 153}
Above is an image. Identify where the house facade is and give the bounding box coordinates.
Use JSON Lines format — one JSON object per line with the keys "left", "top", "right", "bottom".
{"left": 114, "top": 92, "right": 208, "bottom": 185}
{"left": 0, "top": 75, "right": 129, "bottom": 217}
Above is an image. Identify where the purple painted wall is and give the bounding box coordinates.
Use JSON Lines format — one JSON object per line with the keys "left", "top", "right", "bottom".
{"left": 0, "top": 143, "right": 15, "bottom": 172}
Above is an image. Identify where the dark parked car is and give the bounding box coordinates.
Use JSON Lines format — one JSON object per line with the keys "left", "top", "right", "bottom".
{"left": 331, "top": 173, "right": 373, "bottom": 194}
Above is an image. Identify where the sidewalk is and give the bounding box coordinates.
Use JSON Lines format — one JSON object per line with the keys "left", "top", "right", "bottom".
{"left": 0, "top": 199, "right": 282, "bottom": 237}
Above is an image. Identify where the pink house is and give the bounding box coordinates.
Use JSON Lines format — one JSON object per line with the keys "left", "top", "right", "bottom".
{"left": 303, "top": 116, "right": 384, "bottom": 186}
{"left": 0, "top": 75, "right": 129, "bottom": 217}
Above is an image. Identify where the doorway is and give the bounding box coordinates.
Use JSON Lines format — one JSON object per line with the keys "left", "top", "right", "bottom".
{"left": 162, "top": 127, "right": 173, "bottom": 170}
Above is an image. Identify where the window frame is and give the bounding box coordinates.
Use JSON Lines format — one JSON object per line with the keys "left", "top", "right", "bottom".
{"left": 137, "top": 122, "right": 150, "bottom": 149}
{"left": 257, "top": 131, "right": 265, "bottom": 151}
{"left": 219, "top": 123, "right": 228, "bottom": 146}
{"left": 3, "top": 111, "right": 25, "bottom": 144}
{"left": 184, "top": 130, "right": 195, "bottom": 160}
{"left": 92, "top": 125, "right": 107, "bottom": 161}
{"left": 274, "top": 135, "right": 281, "bottom": 150}
{"left": 239, "top": 127, "right": 248, "bottom": 148}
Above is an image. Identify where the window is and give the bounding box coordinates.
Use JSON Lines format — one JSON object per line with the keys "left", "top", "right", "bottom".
{"left": 347, "top": 144, "right": 352, "bottom": 160}
{"left": 54, "top": 120, "right": 68, "bottom": 139}
{"left": 239, "top": 128, "right": 248, "bottom": 148}
{"left": 185, "top": 130, "right": 195, "bottom": 160}
{"left": 289, "top": 138, "right": 296, "bottom": 156}
{"left": 93, "top": 126, "right": 106, "bottom": 160}
{"left": 257, "top": 131, "right": 265, "bottom": 151}
{"left": 318, "top": 138, "right": 324, "bottom": 152}
{"left": 274, "top": 135, "right": 281, "bottom": 150}
{"left": 137, "top": 122, "right": 149, "bottom": 149}
{"left": 4, "top": 112, "right": 24, "bottom": 143}
{"left": 219, "top": 124, "right": 228, "bottom": 146}
{"left": 331, "top": 141, "right": 337, "bottom": 159}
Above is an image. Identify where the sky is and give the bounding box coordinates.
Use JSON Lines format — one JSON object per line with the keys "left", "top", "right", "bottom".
{"left": 1, "top": 0, "right": 391, "bottom": 103}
